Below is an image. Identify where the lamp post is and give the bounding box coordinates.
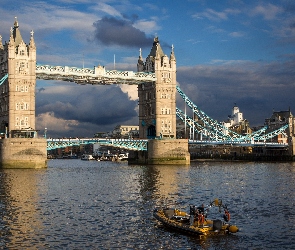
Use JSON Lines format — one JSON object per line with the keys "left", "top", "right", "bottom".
{"left": 44, "top": 128, "right": 47, "bottom": 139}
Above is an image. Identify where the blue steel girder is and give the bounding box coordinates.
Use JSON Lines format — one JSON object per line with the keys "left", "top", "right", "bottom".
{"left": 104, "top": 139, "right": 148, "bottom": 151}
{"left": 176, "top": 86, "right": 289, "bottom": 142}
{"left": 176, "top": 86, "right": 290, "bottom": 143}
{"left": 47, "top": 138, "right": 148, "bottom": 151}
{"left": 254, "top": 124, "right": 289, "bottom": 141}
{"left": 176, "top": 107, "right": 231, "bottom": 141}
{"left": 243, "top": 126, "right": 268, "bottom": 140}
{"left": 176, "top": 86, "right": 243, "bottom": 141}
{"left": 188, "top": 139, "right": 288, "bottom": 147}
{"left": 0, "top": 74, "right": 8, "bottom": 86}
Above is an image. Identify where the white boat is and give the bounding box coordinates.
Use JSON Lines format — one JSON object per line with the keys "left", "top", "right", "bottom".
{"left": 81, "top": 154, "right": 94, "bottom": 161}
{"left": 117, "top": 153, "right": 129, "bottom": 161}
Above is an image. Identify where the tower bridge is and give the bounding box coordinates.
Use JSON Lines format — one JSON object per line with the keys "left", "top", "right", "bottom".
{"left": 0, "top": 19, "right": 294, "bottom": 167}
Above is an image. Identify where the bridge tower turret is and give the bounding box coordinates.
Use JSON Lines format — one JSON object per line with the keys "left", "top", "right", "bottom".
{"left": 136, "top": 37, "right": 190, "bottom": 165}
{"left": 0, "top": 18, "right": 47, "bottom": 168}
{"left": 0, "top": 18, "right": 37, "bottom": 138}
{"left": 138, "top": 37, "right": 177, "bottom": 139}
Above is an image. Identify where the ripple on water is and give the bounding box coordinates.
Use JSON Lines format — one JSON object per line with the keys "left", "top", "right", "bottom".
{"left": 0, "top": 160, "right": 295, "bottom": 249}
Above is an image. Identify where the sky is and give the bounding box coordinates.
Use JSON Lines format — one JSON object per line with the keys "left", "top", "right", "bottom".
{"left": 0, "top": 0, "right": 294, "bottom": 138}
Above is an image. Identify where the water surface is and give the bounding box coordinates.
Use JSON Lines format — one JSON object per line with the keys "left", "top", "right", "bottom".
{"left": 1, "top": 160, "right": 295, "bottom": 249}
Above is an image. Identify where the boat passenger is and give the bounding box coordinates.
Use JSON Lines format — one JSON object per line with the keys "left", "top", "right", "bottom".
{"left": 197, "top": 204, "right": 205, "bottom": 214}
{"left": 196, "top": 203, "right": 209, "bottom": 219}
{"left": 223, "top": 209, "right": 230, "bottom": 222}
{"left": 189, "top": 205, "right": 196, "bottom": 226}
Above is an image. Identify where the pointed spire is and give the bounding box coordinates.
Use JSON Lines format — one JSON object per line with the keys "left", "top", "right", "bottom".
{"left": 138, "top": 48, "right": 143, "bottom": 62}
{"left": 155, "top": 43, "right": 161, "bottom": 60}
{"left": 148, "top": 37, "right": 164, "bottom": 58}
{"left": 14, "top": 16, "right": 19, "bottom": 28}
{"left": 170, "top": 44, "right": 176, "bottom": 61}
{"left": 8, "top": 26, "right": 14, "bottom": 46}
{"left": 138, "top": 48, "right": 143, "bottom": 63}
{"left": 137, "top": 48, "right": 145, "bottom": 72}
{"left": 29, "top": 30, "right": 36, "bottom": 49}
{"left": 12, "top": 17, "right": 24, "bottom": 46}
{"left": 0, "top": 35, "right": 3, "bottom": 50}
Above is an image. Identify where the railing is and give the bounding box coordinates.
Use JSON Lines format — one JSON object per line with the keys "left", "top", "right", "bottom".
{"left": 0, "top": 74, "right": 8, "bottom": 86}
{"left": 188, "top": 139, "right": 289, "bottom": 147}
{"left": 47, "top": 138, "right": 148, "bottom": 151}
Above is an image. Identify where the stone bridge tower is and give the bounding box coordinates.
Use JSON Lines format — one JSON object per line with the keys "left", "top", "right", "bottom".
{"left": 138, "top": 37, "right": 176, "bottom": 139}
{"left": 0, "top": 18, "right": 47, "bottom": 168}
{"left": 0, "top": 18, "right": 36, "bottom": 137}
{"left": 136, "top": 37, "right": 190, "bottom": 164}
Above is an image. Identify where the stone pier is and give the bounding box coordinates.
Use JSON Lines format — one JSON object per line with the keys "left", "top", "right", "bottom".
{"left": 130, "top": 139, "right": 190, "bottom": 165}
{"left": 290, "top": 136, "right": 295, "bottom": 161}
{"left": 147, "top": 139, "right": 190, "bottom": 165}
{"left": 0, "top": 138, "right": 47, "bottom": 168}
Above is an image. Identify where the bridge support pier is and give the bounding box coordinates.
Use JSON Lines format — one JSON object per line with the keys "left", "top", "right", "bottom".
{"left": 290, "top": 136, "right": 295, "bottom": 161}
{"left": 130, "top": 139, "right": 190, "bottom": 165}
{"left": 0, "top": 138, "right": 48, "bottom": 168}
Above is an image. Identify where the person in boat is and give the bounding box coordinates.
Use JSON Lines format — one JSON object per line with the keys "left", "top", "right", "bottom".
{"left": 189, "top": 205, "right": 196, "bottom": 226}
{"left": 197, "top": 204, "right": 205, "bottom": 214}
{"left": 223, "top": 209, "right": 230, "bottom": 222}
{"left": 196, "top": 204, "right": 208, "bottom": 218}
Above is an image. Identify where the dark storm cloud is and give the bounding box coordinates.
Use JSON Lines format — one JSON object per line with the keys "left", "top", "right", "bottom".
{"left": 37, "top": 87, "right": 45, "bottom": 93}
{"left": 176, "top": 59, "right": 295, "bottom": 127}
{"left": 36, "top": 84, "right": 138, "bottom": 138}
{"left": 93, "top": 16, "right": 153, "bottom": 47}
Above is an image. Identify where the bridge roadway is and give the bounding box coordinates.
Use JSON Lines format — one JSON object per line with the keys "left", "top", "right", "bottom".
{"left": 47, "top": 138, "right": 148, "bottom": 151}
{"left": 47, "top": 138, "right": 289, "bottom": 151}
{"left": 36, "top": 64, "right": 155, "bottom": 85}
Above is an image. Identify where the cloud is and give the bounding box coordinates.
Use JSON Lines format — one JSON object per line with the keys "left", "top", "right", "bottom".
{"left": 36, "top": 82, "right": 139, "bottom": 138}
{"left": 229, "top": 31, "right": 246, "bottom": 37}
{"left": 118, "top": 85, "right": 138, "bottom": 101}
{"left": 93, "top": 16, "right": 154, "bottom": 47}
{"left": 133, "top": 19, "right": 160, "bottom": 35}
{"left": 92, "top": 2, "right": 122, "bottom": 17}
{"left": 37, "top": 87, "right": 46, "bottom": 93}
{"left": 192, "top": 8, "right": 240, "bottom": 22}
{"left": 251, "top": 3, "right": 283, "bottom": 20}
{"left": 36, "top": 111, "right": 79, "bottom": 137}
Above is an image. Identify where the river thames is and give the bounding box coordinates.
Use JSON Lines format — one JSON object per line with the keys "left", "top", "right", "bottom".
{"left": 0, "top": 160, "right": 295, "bottom": 249}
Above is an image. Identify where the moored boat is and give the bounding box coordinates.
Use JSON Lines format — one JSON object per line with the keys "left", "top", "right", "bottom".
{"left": 153, "top": 198, "right": 239, "bottom": 237}
{"left": 117, "top": 153, "right": 129, "bottom": 161}
{"left": 81, "top": 154, "right": 94, "bottom": 160}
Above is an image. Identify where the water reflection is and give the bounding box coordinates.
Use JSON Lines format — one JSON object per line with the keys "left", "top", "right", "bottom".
{"left": 0, "top": 169, "right": 46, "bottom": 249}
{"left": 138, "top": 165, "right": 191, "bottom": 203}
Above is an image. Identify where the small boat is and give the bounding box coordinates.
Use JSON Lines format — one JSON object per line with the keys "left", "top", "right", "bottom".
{"left": 117, "top": 153, "right": 129, "bottom": 161}
{"left": 153, "top": 198, "right": 239, "bottom": 237}
{"left": 81, "top": 154, "right": 94, "bottom": 160}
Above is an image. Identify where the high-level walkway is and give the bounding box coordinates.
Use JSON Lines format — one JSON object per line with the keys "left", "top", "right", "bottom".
{"left": 36, "top": 64, "right": 155, "bottom": 84}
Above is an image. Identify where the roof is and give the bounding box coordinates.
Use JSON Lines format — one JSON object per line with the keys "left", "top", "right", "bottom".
{"left": 148, "top": 37, "right": 165, "bottom": 58}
